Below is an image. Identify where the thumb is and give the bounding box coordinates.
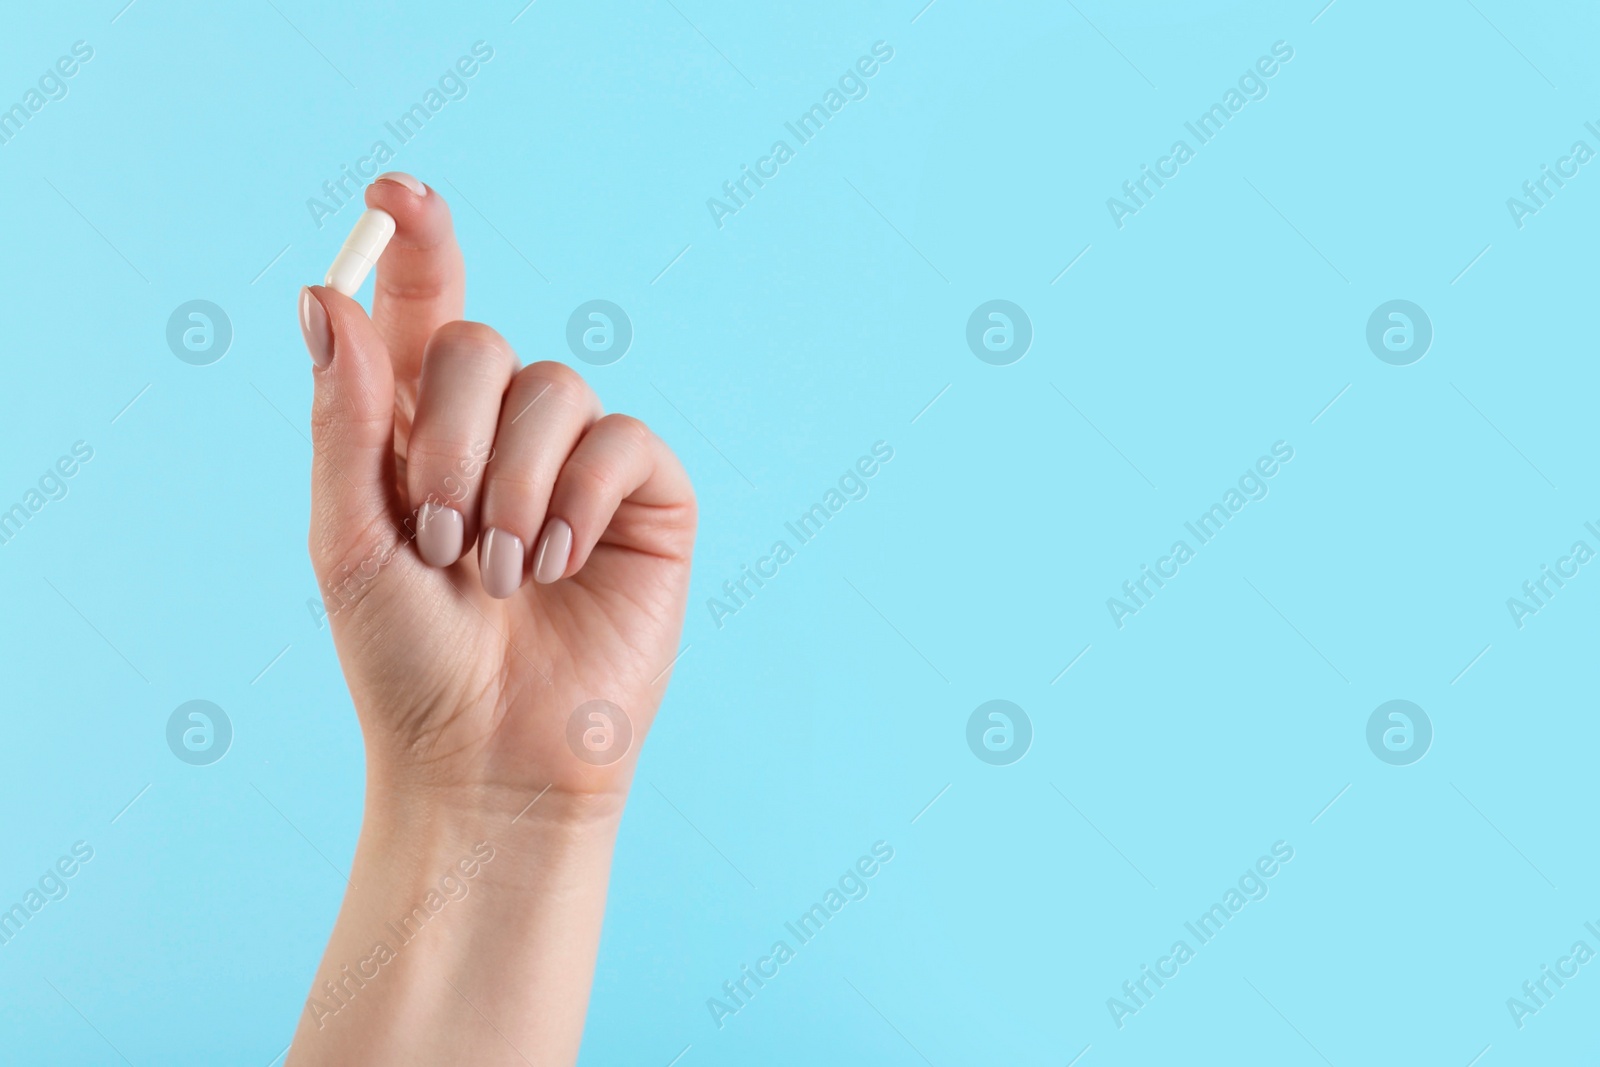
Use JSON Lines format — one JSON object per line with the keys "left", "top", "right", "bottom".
{"left": 298, "top": 284, "right": 403, "bottom": 598}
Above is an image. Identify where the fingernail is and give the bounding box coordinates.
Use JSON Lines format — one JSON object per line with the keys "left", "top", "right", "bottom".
{"left": 480, "top": 527, "right": 526, "bottom": 599}
{"left": 415, "top": 503, "right": 464, "bottom": 567}
{"left": 375, "top": 171, "right": 426, "bottom": 197}
{"left": 533, "top": 518, "right": 573, "bottom": 585}
{"left": 299, "top": 286, "right": 332, "bottom": 369}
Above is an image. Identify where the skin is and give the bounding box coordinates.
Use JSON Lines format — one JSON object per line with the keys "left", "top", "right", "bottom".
{"left": 286, "top": 174, "right": 696, "bottom": 1066}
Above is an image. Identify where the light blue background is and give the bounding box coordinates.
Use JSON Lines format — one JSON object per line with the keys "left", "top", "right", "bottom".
{"left": 2, "top": 0, "right": 1596, "bottom": 1063}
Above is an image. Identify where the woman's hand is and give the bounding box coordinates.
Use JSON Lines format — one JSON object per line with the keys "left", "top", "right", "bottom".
{"left": 300, "top": 173, "right": 695, "bottom": 811}
{"left": 286, "top": 173, "right": 695, "bottom": 1066}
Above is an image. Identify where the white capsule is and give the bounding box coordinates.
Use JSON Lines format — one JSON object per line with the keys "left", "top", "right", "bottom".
{"left": 324, "top": 208, "right": 396, "bottom": 296}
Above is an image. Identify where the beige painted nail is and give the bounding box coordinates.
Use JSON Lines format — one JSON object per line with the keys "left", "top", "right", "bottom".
{"left": 415, "top": 503, "right": 464, "bottom": 567}
{"left": 299, "top": 287, "right": 333, "bottom": 369}
{"left": 480, "top": 527, "right": 526, "bottom": 599}
{"left": 533, "top": 518, "right": 573, "bottom": 585}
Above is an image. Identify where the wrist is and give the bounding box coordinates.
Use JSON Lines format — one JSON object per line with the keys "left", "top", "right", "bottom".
{"left": 291, "top": 771, "right": 625, "bottom": 1064}
{"left": 353, "top": 774, "right": 625, "bottom": 898}
{"left": 364, "top": 759, "right": 630, "bottom": 830}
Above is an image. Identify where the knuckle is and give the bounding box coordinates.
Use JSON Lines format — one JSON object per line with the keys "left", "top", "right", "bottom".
{"left": 406, "top": 436, "right": 474, "bottom": 470}
{"left": 424, "top": 320, "right": 515, "bottom": 370}
{"left": 484, "top": 468, "right": 545, "bottom": 505}
{"left": 520, "top": 361, "right": 592, "bottom": 409}
{"left": 310, "top": 391, "right": 389, "bottom": 451}
{"left": 560, "top": 455, "right": 615, "bottom": 502}
{"left": 406, "top": 440, "right": 484, "bottom": 505}
{"left": 599, "top": 412, "right": 652, "bottom": 450}
{"left": 308, "top": 402, "right": 339, "bottom": 445}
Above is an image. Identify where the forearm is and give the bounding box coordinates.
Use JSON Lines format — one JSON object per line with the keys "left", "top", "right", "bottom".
{"left": 286, "top": 778, "right": 624, "bottom": 1067}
